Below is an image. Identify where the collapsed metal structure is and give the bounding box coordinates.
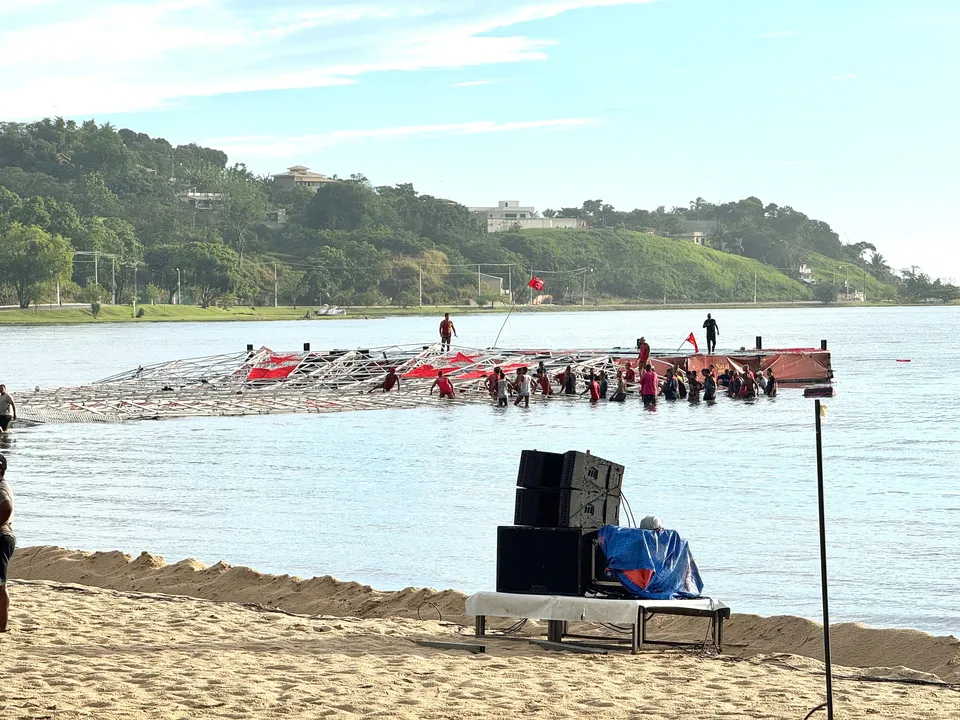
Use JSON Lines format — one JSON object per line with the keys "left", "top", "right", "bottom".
{"left": 17, "top": 343, "right": 833, "bottom": 424}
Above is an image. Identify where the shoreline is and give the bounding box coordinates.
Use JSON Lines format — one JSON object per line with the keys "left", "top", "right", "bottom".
{"left": 0, "top": 300, "right": 953, "bottom": 326}
{"left": 10, "top": 545, "right": 960, "bottom": 684}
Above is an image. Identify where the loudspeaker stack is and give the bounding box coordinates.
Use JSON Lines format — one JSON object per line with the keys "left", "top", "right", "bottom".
{"left": 496, "top": 450, "right": 623, "bottom": 596}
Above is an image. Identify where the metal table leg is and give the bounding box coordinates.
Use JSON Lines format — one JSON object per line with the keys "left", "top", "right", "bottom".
{"left": 716, "top": 614, "right": 724, "bottom": 653}
{"left": 547, "top": 620, "right": 564, "bottom": 643}
{"left": 475, "top": 615, "right": 486, "bottom": 638}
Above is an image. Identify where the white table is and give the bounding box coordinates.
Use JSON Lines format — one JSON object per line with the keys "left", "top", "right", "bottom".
{"left": 466, "top": 592, "right": 731, "bottom": 654}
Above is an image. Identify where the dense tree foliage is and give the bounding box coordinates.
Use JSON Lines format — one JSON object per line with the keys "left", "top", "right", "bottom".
{"left": 0, "top": 118, "right": 952, "bottom": 308}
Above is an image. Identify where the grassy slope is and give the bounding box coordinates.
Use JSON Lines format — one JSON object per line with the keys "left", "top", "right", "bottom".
{"left": 503, "top": 229, "right": 813, "bottom": 302}
{"left": 0, "top": 305, "right": 314, "bottom": 324}
{"left": 805, "top": 252, "right": 899, "bottom": 301}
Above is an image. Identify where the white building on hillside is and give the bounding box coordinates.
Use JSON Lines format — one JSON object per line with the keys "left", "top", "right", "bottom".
{"left": 273, "top": 165, "right": 337, "bottom": 192}
{"left": 468, "top": 200, "right": 581, "bottom": 232}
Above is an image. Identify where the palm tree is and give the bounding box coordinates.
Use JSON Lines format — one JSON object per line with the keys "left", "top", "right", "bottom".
{"left": 868, "top": 252, "right": 890, "bottom": 280}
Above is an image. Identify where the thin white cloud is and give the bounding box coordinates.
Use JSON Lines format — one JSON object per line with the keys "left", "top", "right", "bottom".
{"left": 759, "top": 30, "right": 797, "bottom": 38}
{"left": 203, "top": 118, "right": 598, "bottom": 158}
{"left": 0, "top": 0, "right": 654, "bottom": 118}
{"left": 830, "top": 73, "right": 858, "bottom": 80}
{"left": 450, "top": 79, "right": 502, "bottom": 88}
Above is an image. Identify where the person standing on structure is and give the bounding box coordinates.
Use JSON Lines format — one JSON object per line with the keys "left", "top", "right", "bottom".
{"left": 439, "top": 313, "right": 457, "bottom": 352}
{"left": 702, "top": 313, "right": 719, "bottom": 354}
{"left": 0, "top": 454, "right": 15, "bottom": 633}
{"left": 0, "top": 386, "right": 16, "bottom": 434}
{"left": 637, "top": 337, "right": 651, "bottom": 368}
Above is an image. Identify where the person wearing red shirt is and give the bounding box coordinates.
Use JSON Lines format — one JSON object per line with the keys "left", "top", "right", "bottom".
{"left": 624, "top": 363, "right": 637, "bottom": 385}
{"left": 430, "top": 371, "right": 455, "bottom": 399}
{"left": 369, "top": 368, "right": 401, "bottom": 393}
{"left": 637, "top": 337, "right": 651, "bottom": 367}
{"left": 639, "top": 363, "right": 659, "bottom": 408}
{"left": 439, "top": 313, "right": 457, "bottom": 351}
{"left": 486, "top": 368, "right": 500, "bottom": 398}
{"left": 581, "top": 372, "right": 601, "bottom": 403}
{"left": 536, "top": 370, "right": 552, "bottom": 395}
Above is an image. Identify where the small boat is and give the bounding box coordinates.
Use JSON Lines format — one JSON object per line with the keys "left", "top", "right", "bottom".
{"left": 315, "top": 304, "right": 346, "bottom": 316}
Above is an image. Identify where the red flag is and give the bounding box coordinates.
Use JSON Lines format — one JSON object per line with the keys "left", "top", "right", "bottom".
{"left": 527, "top": 276, "right": 545, "bottom": 291}
{"left": 682, "top": 332, "right": 699, "bottom": 353}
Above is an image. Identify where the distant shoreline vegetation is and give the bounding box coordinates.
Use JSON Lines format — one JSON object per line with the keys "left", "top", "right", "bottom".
{"left": 1, "top": 118, "right": 956, "bottom": 314}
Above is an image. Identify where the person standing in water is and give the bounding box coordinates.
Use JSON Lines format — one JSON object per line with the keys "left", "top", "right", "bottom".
{"left": 702, "top": 313, "right": 719, "bottom": 354}
{"left": 430, "top": 371, "right": 456, "bottom": 399}
{"left": 640, "top": 363, "right": 659, "bottom": 407}
{"left": 514, "top": 368, "right": 531, "bottom": 407}
{"left": 496, "top": 368, "right": 509, "bottom": 407}
{"left": 0, "top": 386, "right": 16, "bottom": 434}
{"left": 609, "top": 369, "right": 627, "bottom": 402}
{"left": 764, "top": 368, "right": 778, "bottom": 397}
{"left": 439, "top": 313, "right": 457, "bottom": 351}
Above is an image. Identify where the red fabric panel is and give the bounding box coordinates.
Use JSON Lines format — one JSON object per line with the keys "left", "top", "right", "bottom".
{"left": 451, "top": 352, "right": 478, "bottom": 364}
{"left": 402, "top": 365, "right": 436, "bottom": 379}
{"left": 623, "top": 568, "right": 654, "bottom": 589}
{"left": 261, "top": 365, "right": 297, "bottom": 379}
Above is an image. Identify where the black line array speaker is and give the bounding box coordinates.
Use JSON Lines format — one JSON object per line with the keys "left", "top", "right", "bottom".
{"left": 496, "top": 526, "right": 605, "bottom": 596}
{"left": 514, "top": 450, "right": 622, "bottom": 530}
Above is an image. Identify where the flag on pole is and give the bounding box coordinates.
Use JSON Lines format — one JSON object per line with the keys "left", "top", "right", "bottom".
{"left": 681, "top": 332, "right": 699, "bottom": 353}
{"left": 527, "top": 276, "right": 545, "bottom": 291}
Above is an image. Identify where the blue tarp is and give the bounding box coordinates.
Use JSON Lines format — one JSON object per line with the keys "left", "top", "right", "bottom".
{"left": 598, "top": 526, "right": 704, "bottom": 600}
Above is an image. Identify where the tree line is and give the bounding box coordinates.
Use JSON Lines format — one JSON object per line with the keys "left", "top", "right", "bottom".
{"left": 0, "top": 118, "right": 954, "bottom": 310}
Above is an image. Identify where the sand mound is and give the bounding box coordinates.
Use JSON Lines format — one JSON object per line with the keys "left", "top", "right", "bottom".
{"left": 10, "top": 545, "right": 469, "bottom": 622}
{"left": 11, "top": 545, "right": 960, "bottom": 683}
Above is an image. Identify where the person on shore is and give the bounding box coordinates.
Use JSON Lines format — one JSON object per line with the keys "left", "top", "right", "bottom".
{"left": 637, "top": 337, "right": 651, "bottom": 367}
{"left": 536, "top": 369, "right": 552, "bottom": 396}
{"left": 496, "top": 368, "right": 509, "bottom": 407}
{"left": 702, "top": 368, "right": 717, "bottom": 401}
{"left": 663, "top": 369, "right": 679, "bottom": 401}
{"left": 430, "top": 371, "right": 455, "bottom": 399}
{"left": 598, "top": 370, "right": 609, "bottom": 400}
{"left": 0, "top": 386, "right": 16, "bottom": 433}
{"left": 764, "top": 369, "right": 778, "bottom": 397}
{"left": 640, "top": 363, "right": 659, "bottom": 407}
{"left": 0, "top": 454, "right": 14, "bottom": 633}
{"left": 610, "top": 369, "right": 627, "bottom": 402}
{"left": 439, "top": 313, "right": 457, "bottom": 352}
{"left": 370, "top": 368, "right": 401, "bottom": 393}
{"left": 702, "top": 313, "right": 719, "bottom": 354}
{"left": 514, "top": 368, "right": 531, "bottom": 407}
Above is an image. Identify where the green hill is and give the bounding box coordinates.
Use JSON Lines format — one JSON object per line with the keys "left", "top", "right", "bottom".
{"left": 492, "top": 228, "right": 812, "bottom": 303}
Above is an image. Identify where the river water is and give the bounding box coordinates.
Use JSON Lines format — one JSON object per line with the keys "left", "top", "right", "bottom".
{"left": 1, "top": 307, "right": 958, "bottom": 635}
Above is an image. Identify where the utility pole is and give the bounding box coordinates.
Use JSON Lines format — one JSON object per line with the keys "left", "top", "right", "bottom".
{"left": 273, "top": 262, "right": 278, "bottom": 308}
{"left": 418, "top": 265, "right": 423, "bottom": 307}
{"left": 94, "top": 251, "right": 99, "bottom": 287}
{"left": 132, "top": 263, "right": 138, "bottom": 317}
{"left": 508, "top": 265, "right": 512, "bottom": 301}
{"left": 176, "top": 267, "right": 181, "bottom": 305}
{"left": 477, "top": 264, "right": 481, "bottom": 298}
{"left": 754, "top": 272, "right": 757, "bottom": 304}
{"left": 581, "top": 269, "right": 589, "bottom": 306}
{"left": 111, "top": 258, "right": 116, "bottom": 304}
{"left": 530, "top": 270, "right": 535, "bottom": 305}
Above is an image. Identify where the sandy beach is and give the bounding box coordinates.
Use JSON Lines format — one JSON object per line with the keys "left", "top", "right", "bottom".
{"left": 4, "top": 547, "right": 959, "bottom": 719}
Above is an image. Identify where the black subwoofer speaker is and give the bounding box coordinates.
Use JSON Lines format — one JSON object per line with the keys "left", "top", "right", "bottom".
{"left": 495, "top": 526, "right": 603, "bottom": 596}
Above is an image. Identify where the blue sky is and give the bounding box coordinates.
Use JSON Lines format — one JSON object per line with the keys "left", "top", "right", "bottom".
{"left": 2, "top": 0, "right": 959, "bottom": 280}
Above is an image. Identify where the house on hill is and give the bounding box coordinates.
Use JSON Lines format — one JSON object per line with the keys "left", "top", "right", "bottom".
{"left": 273, "top": 165, "right": 337, "bottom": 192}
{"left": 674, "top": 218, "right": 719, "bottom": 246}
{"left": 468, "top": 200, "right": 582, "bottom": 232}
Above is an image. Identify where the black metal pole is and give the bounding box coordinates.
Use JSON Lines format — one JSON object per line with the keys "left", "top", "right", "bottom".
{"left": 814, "top": 399, "right": 835, "bottom": 720}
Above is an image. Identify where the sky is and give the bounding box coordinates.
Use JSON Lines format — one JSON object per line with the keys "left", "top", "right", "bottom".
{"left": 2, "top": 0, "right": 959, "bottom": 280}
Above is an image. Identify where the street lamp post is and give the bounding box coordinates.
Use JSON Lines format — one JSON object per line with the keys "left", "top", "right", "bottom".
{"left": 176, "top": 267, "right": 181, "bottom": 305}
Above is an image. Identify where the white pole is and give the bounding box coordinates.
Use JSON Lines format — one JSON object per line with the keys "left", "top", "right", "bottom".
{"left": 418, "top": 265, "right": 423, "bottom": 307}
{"left": 111, "top": 257, "right": 116, "bottom": 304}
{"left": 273, "top": 262, "right": 278, "bottom": 308}
{"left": 176, "top": 267, "right": 181, "bottom": 305}
{"left": 477, "top": 264, "right": 481, "bottom": 297}
{"left": 508, "top": 265, "right": 512, "bottom": 301}
{"left": 132, "top": 264, "right": 137, "bottom": 317}
{"left": 56, "top": 281, "right": 61, "bottom": 306}
{"left": 754, "top": 272, "right": 757, "bottom": 304}
{"left": 94, "top": 251, "right": 98, "bottom": 286}
{"left": 530, "top": 270, "right": 534, "bottom": 305}
{"left": 581, "top": 270, "right": 587, "bottom": 306}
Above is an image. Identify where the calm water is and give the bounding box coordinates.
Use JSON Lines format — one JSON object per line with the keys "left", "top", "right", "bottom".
{"left": 1, "top": 307, "right": 958, "bottom": 635}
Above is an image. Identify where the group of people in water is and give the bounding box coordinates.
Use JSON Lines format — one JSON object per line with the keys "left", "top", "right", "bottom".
{"left": 475, "top": 361, "right": 777, "bottom": 408}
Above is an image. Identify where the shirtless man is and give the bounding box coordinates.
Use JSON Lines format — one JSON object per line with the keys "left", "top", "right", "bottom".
{"left": 0, "top": 386, "right": 16, "bottom": 433}
{"left": 439, "top": 314, "right": 457, "bottom": 352}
